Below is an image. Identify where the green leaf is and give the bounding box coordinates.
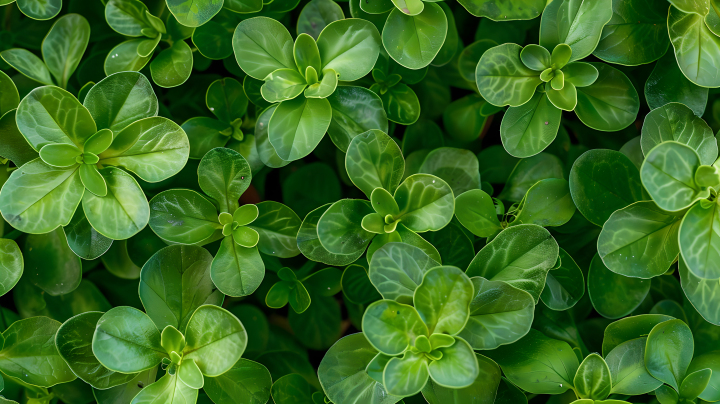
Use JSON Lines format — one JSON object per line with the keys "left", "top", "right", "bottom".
{"left": 413, "top": 266, "right": 472, "bottom": 335}
{"left": 0, "top": 239, "right": 22, "bottom": 297}
{"left": 466, "top": 224, "right": 559, "bottom": 303}
{"left": 317, "top": 19, "right": 380, "bottom": 81}
{"left": 679, "top": 256, "right": 720, "bottom": 325}
{"left": 130, "top": 373, "right": 197, "bottom": 404}
{"left": 178, "top": 358, "right": 204, "bottom": 389}
{"left": 645, "top": 319, "right": 694, "bottom": 391}
{"left": 669, "top": 6, "right": 720, "bottom": 87}
{"left": 368, "top": 242, "right": 440, "bottom": 304}
{"left": 382, "top": 4, "right": 448, "bottom": 70}
{"left": 42, "top": 14, "right": 90, "bottom": 89}
{"left": 427, "top": 337, "right": 478, "bottom": 389}
{"left": 0, "top": 159, "right": 83, "bottom": 234}
{"left": 0, "top": 110, "right": 38, "bottom": 168}
{"left": 233, "top": 17, "right": 295, "bottom": 80}
{"left": 16, "top": 0, "right": 61, "bottom": 20}
{"left": 456, "top": 0, "right": 543, "bottom": 19}
{"left": 82, "top": 167, "right": 149, "bottom": 240}
{"left": 459, "top": 277, "right": 534, "bottom": 350}
{"left": 99, "top": 117, "right": 189, "bottom": 183}
{"left": 105, "top": 0, "right": 162, "bottom": 37}
{"left": 166, "top": 0, "right": 223, "bottom": 28}
{"left": 261, "top": 69, "right": 308, "bottom": 103}
{"left": 569, "top": 149, "right": 646, "bottom": 226}
{"left": 288, "top": 293, "right": 341, "bottom": 349}
{"left": 269, "top": 96, "right": 332, "bottom": 161}
{"left": 393, "top": 174, "right": 454, "bottom": 232}
{"left": 645, "top": 50, "right": 708, "bottom": 117}
{"left": 601, "top": 314, "right": 674, "bottom": 356}
{"left": 81, "top": 164, "right": 108, "bottom": 197}
{"left": 183, "top": 305, "right": 247, "bottom": 376}
{"left": 210, "top": 238, "right": 265, "bottom": 297}
{"left": 476, "top": 43, "right": 541, "bottom": 107}
{"left": 641, "top": 102, "right": 717, "bottom": 165}
{"left": 575, "top": 63, "right": 639, "bottom": 131}
{"left": 687, "top": 351, "right": 720, "bottom": 402}
{"left": 588, "top": 254, "right": 650, "bottom": 319}
{"left": 593, "top": 0, "right": 671, "bottom": 66}
{"left": 540, "top": 247, "right": 585, "bottom": 310}
{"left": 183, "top": 117, "right": 232, "bottom": 160}
{"left": 24, "top": 228, "right": 82, "bottom": 296}
{"left": 305, "top": 68, "right": 338, "bottom": 98}
{"left": 326, "top": 86, "right": 389, "bottom": 152}
{"left": 198, "top": 147, "right": 251, "bottom": 214}
{"left": 641, "top": 141, "right": 706, "bottom": 212}
{"left": 418, "top": 147, "right": 480, "bottom": 196}
{"left": 574, "top": 353, "right": 612, "bottom": 400}
{"left": 0, "top": 317, "right": 75, "bottom": 387}
{"left": 342, "top": 264, "right": 381, "bottom": 304}
{"left": 346, "top": 129, "right": 404, "bottom": 198}
{"left": 454, "top": 189, "right": 502, "bottom": 238}
{"left": 422, "top": 353, "right": 501, "bottom": 404}
{"left": 150, "top": 40, "right": 193, "bottom": 88}
{"left": 84, "top": 71, "right": 158, "bottom": 133}
{"left": 206, "top": 78, "right": 248, "bottom": 124}
{"left": 679, "top": 368, "right": 712, "bottom": 401}
{"left": 104, "top": 39, "right": 152, "bottom": 76}
{"left": 540, "top": 0, "right": 613, "bottom": 62}
{"left": 247, "top": 201, "right": 301, "bottom": 258}
{"left": 93, "top": 306, "right": 166, "bottom": 373}
{"left": 204, "top": 359, "right": 272, "bottom": 404}
{"left": 484, "top": 329, "right": 579, "bottom": 395}
{"left": 500, "top": 92, "right": 562, "bottom": 158}
{"left": 513, "top": 178, "right": 575, "bottom": 227}
{"left": 271, "top": 373, "right": 316, "bottom": 403}
{"left": 682, "top": 203, "right": 720, "bottom": 276}
{"left": 362, "top": 300, "right": 428, "bottom": 355}
{"left": 605, "top": 337, "right": 662, "bottom": 395}
{"left": 139, "top": 245, "right": 223, "bottom": 332}
{"left": 598, "top": 201, "right": 683, "bottom": 279}
{"left": 0, "top": 48, "right": 54, "bottom": 86}
{"left": 317, "top": 199, "right": 375, "bottom": 255}
{"left": 92, "top": 366, "right": 158, "bottom": 404}
{"left": 318, "top": 333, "right": 402, "bottom": 404}
{"left": 149, "top": 189, "right": 221, "bottom": 244}
{"left": 383, "top": 351, "right": 429, "bottom": 396}
{"left": 297, "top": 203, "right": 365, "bottom": 266}
{"left": 499, "top": 152, "right": 564, "bottom": 202}
{"left": 17, "top": 86, "right": 96, "bottom": 150}
{"left": 56, "top": 312, "right": 136, "bottom": 389}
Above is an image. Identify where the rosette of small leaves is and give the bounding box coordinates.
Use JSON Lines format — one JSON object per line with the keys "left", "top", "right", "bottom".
{"left": 0, "top": 71, "right": 189, "bottom": 241}
{"left": 149, "top": 147, "right": 301, "bottom": 297}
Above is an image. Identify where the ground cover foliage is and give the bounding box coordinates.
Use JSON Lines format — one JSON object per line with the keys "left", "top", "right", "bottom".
{"left": 0, "top": 0, "right": 718, "bottom": 403}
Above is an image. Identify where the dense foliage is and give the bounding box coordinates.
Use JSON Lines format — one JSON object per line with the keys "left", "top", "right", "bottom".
{"left": 0, "top": 0, "right": 718, "bottom": 403}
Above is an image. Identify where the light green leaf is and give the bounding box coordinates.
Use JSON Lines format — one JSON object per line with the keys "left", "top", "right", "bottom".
{"left": 575, "top": 63, "right": 639, "bottom": 131}
{"left": 0, "top": 239, "right": 21, "bottom": 297}
{"left": 232, "top": 17, "right": 295, "bottom": 80}
{"left": 0, "top": 71, "right": 19, "bottom": 117}
{"left": 317, "top": 19, "right": 380, "bottom": 81}
{"left": 0, "top": 159, "right": 83, "bottom": 234}
{"left": 297, "top": 0, "right": 345, "bottom": 40}
{"left": 466, "top": 224, "right": 559, "bottom": 303}
{"left": 679, "top": 199, "right": 720, "bottom": 279}
{"left": 166, "top": 0, "right": 223, "bottom": 28}
{"left": 476, "top": 43, "right": 542, "bottom": 107}
{"left": 149, "top": 189, "right": 221, "bottom": 244}
{"left": 183, "top": 305, "right": 247, "bottom": 376}
{"left": 382, "top": 4, "right": 448, "bottom": 70}
{"left": 459, "top": 277, "right": 534, "bottom": 350}
{"left": 261, "top": 69, "right": 308, "bottom": 103}
{"left": 204, "top": 359, "right": 272, "bottom": 404}
{"left": 641, "top": 102, "right": 717, "bottom": 165}
{"left": 317, "top": 199, "right": 375, "bottom": 255}
{"left": 598, "top": 201, "right": 683, "bottom": 279}
{"left": 326, "top": 86, "right": 389, "bottom": 152}
{"left": 82, "top": 167, "right": 149, "bottom": 240}
{"left": 269, "top": 96, "right": 332, "bottom": 161}
{"left": 210, "top": 238, "right": 265, "bottom": 297}
{"left": 669, "top": 5, "right": 720, "bottom": 87}
{"left": 514, "top": 178, "right": 575, "bottom": 227}
{"left": 454, "top": 189, "right": 501, "bottom": 238}
{"left": 150, "top": 40, "right": 193, "bottom": 88}
{"left": 540, "top": 0, "right": 613, "bottom": 62}
{"left": 368, "top": 242, "right": 440, "bottom": 304}
{"left": 93, "top": 306, "right": 166, "bottom": 374}
{"left": 680, "top": 256, "right": 720, "bottom": 325}
{"left": 362, "top": 300, "right": 428, "bottom": 355}
{"left": 383, "top": 351, "right": 429, "bottom": 396}
{"left": 393, "top": 174, "right": 454, "bottom": 233}
{"left": 0, "top": 317, "right": 75, "bottom": 387}
{"left": 16, "top": 0, "right": 61, "bottom": 20}
{"left": 574, "top": 353, "right": 612, "bottom": 400}
{"left": 130, "top": 373, "right": 197, "bottom": 404}
{"left": 105, "top": 0, "right": 161, "bottom": 37}
{"left": 641, "top": 141, "right": 705, "bottom": 212}
{"left": 687, "top": 350, "right": 720, "bottom": 402}
{"left": 346, "top": 129, "right": 404, "bottom": 198}
{"left": 500, "top": 92, "right": 562, "bottom": 158}
{"left": 84, "top": 71, "right": 158, "bottom": 133}
{"left": 93, "top": 366, "right": 158, "bottom": 404}
{"left": 248, "top": 201, "right": 301, "bottom": 258}
{"left": 427, "top": 337, "right": 478, "bottom": 389}
{"left": 0, "top": 48, "right": 54, "bottom": 86}
{"left": 198, "top": 147, "right": 251, "bottom": 214}
{"left": 421, "top": 353, "right": 501, "bottom": 404}
{"left": 605, "top": 337, "right": 662, "bottom": 395}
{"left": 418, "top": 147, "right": 480, "bottom": 196}
{"left": 42, "top": 14, "right": 90, "bottom": 89}
{"left": 413, "top": 266, "right": 473, "bottom": 335}
{"left": 16, "top": 86, "right": 96, "bottom": 150}
{"left": 644, "top": 319, "right": 694, "bottom": 391}
{"left": 104, "top": 39, "right": 152, "bottom": 76}
{"left": 297, "top": 203, "right": 365, "bottom": 266}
